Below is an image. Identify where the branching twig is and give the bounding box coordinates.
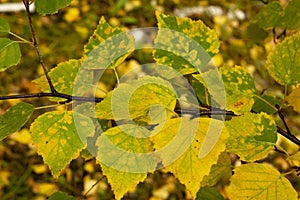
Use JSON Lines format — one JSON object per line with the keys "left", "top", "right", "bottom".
{"left": 80, "top": 175, "right": 105, "bottom": 199}
{"left": 0, "top": 93, "right": 103, "bottom": 103}
{"left": 22, "top": 0, "right": 57, "bottom": 93}
{"left": 276, "top": 104, "right": 292, "bottom": 135}
{"left": 277, "top": 126, "right": 300, "bottom": 147}
{"left": 174, "top": 107, "right": 236, "bottom": 117}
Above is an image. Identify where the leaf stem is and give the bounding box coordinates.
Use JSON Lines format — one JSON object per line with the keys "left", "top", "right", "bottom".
{"left": 9, "top": 31, "right": 32, "bottom": 44}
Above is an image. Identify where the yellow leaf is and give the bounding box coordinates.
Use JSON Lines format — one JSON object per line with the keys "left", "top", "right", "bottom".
{"left": 286, "top": 87, "right": 300, "bottom": 113}
{"left": 152, "top": 117, "right": 228, "bottom": 198}
{"left": 10, "top": 128, "right": 32, "bottom": 145}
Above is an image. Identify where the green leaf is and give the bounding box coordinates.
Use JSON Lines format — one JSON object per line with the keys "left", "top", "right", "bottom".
{"left": 266, "top": 32, "right": 300, "bottom": 86}
{"left": 280, "top": 0, "right": 300, "bottom": 30}
{"left": 201, "top": 152, "right": 232, "bottom": 187}
{"left": 48, "top": 191, "right": 76, "bottom": 200}
{"left": 226, "top": 163, "right": 298, "bottom": 200}
{"left": 96, "top": 124, "right": 156, "bottom": 199}
{"left": 286, "top": 87, "right": 300, "bottom": 113}
{"left": 0, "top": 18, "right": 10, "bottom": 33}
{"left": 0, "top": 102, "right": 34, "bottom": 141}
{"left": 252, "top": 94, "right": 281, "bottom": 114}
{"left": 96, "top": 76, "right": 177, "bottom": 122}
{"left": 0, "top": 38, "right": 21, "bottom": 71}
{"left": 226, "top": 113, "right": 277, "bottom": 162}
{"left": 255, "top": 2, "right": 284, "bottom": 29}
{"left": 196, "top": 187, "right": 224, "bottom": 200}
{"left": 152, "top": 117, "right": 228, "bottom": 198}
{"left": 34, "top": 59, "right": 92, "bottom": 101}
{"left": 35, "top": 0, "right": 72, "bottom": 15}
{"left": 30, "top": 111, "right": 94, "bottom": 178}
{"left": 246, "top": 23, "right": 268, "bottom": 41}
{"left": 83, "top": 17, "right": 134, "bottom": 70}
{"left": 153, "top": 11, "right": 220, "bottom": 76}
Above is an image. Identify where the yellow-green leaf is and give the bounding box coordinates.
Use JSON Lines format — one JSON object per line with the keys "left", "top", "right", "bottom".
{"left": 152, "top": 117, "right": 228, "bottom": 198}
{"left": 0, "top": 102, "right": 34, "bottom": 141}
{"left": 286, "top": 87, "right": 300, "bottom": 113}
{"left": 96, "top": 124, "right": 156, "bottom": 199}
{"left": 96, "top": 76, "right": 177, "bottom": 123}
{"left": 226, "top": 163, "right": 298, "bottom": 200}
{"left": 34, "top": 59, "right": 92, "bottom": 101}
{"left": 153, "top": 11, "right": 220, "bottom": 76}
{"left": 266, "top": 32, "right": 300, "bottom": 86}
{"left": 226, "top": 113, "right": 277, "bottom": 162}
{"left": 83, "top": 17, "right": 134, "bottom": 70}
{"left": 100, "top": 164, "right": 148, "bottom": 200}
{"left": 199, "top": 66, "right": 256, "bottom": 114}
{"left": 30, "top": 111, "right": 94, "bottom": 178}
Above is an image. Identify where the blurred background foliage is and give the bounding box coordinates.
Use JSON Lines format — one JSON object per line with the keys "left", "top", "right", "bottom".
{"left": 0, "top": 0, "right": 299, "bottom": 199}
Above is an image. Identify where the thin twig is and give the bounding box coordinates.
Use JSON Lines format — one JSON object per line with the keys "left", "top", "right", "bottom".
{"left": 22, "top": 0, "right": 57, "bottom": 93}
{"left": 0, "top": 93, "right": 103, "bottom": 103}
{"left": 276, "top": 104, "right": 292, "bottom": 135}
{"left": 80, "top": 175, "right": 105, "bottom": 199}
{"left": 174, "top": 107, "right": 236, "bottom": 117}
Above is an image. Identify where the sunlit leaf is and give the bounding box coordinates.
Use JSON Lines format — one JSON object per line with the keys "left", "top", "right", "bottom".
{"left": 83, "top": 17, "right": 134, "bottom": 70}
{"left": 286, "top": 87, "right": 300, "bottom": 113}
{"left": 280, "top": 0, "right": 300, "bottom": 30}
{"left": 153, "top": 11, "right": 220, "bottom": 76}
{"left": 96, "top": 124, "right": 156, "bottom": 200}
{"left": 226, "top": 113, "right": 277, "bottom": 162}
{"left": 0, "top": 18, "right": 10, "bottom": 33}
{"left": 0, "top": 102, "right": 34, "bottom": 141}
{"left": 255, "top": 1, "right": 284, "bottom": 29}
{"left": 35, "top": 0, "right": 72, "bottom": 15}
{"left": 30, "top": 111, "right": 94, "bottom": 178}
{"left": 287, "top": 151, "right": 300, "bottom": 167}
{"left": 266, "top": 32, "right": 300, "bottom": 86}
{"left": 0, "top": 38, "right": 21, "bottom": 71}
{"left": 152, "top": 117, "right": 228, "bottom": 198}
{"left": 48, "top": 191, "right": 76, "bottom": 200}
{"left": 201, "top": 152, "right": 232, "bottom": 187}
{"left": 34, "top": 59, "right": 92, "bottom": 101}
{"left": 226, "top": 163, "right": 298, "bottom": 200}
{"left": 96, "top": 76, "right": 176, "bottom": 123}
{"left": 199, "top": 66, "right": 256, "bottom": 114}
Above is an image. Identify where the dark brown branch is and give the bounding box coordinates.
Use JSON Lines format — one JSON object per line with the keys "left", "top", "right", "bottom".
{"left": 0, "top": 93, "right": 103, "bottom": 103}
{"left": 276, "top": 104, "right": 292, "bottom": 135}
{"left": 174, "top": 107, "right": 236, "bottom": 117}
{"left": 23, "top": 0, "right": 57, "bottom": 93}
{"left": 277, "top": 126, "right": 300, "bottom": 147}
